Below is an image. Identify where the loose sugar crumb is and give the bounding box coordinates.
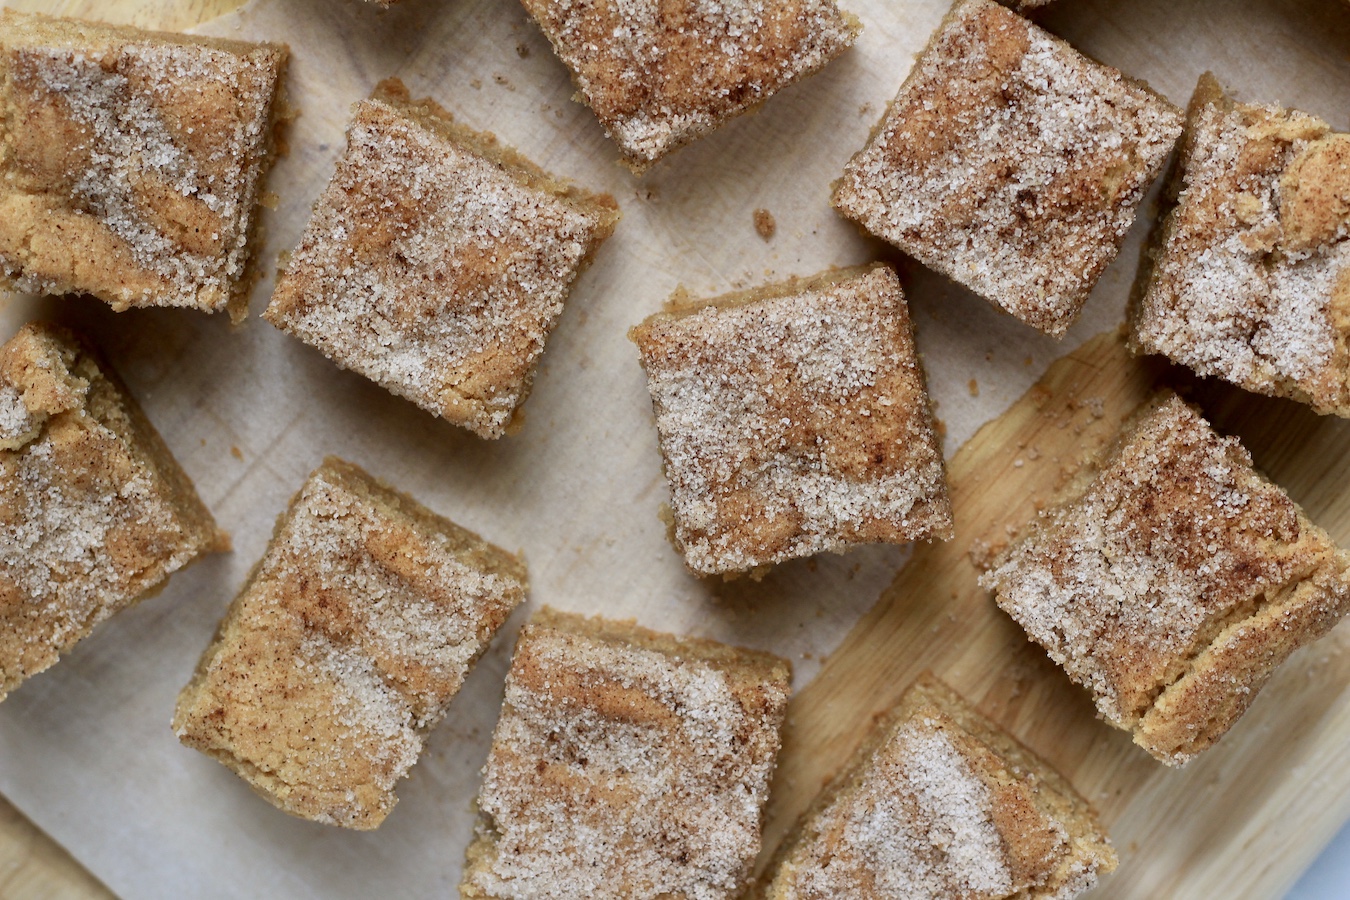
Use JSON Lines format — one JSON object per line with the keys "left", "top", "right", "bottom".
{"left": 754, "top": 208, "right": 777, "bottom": 240}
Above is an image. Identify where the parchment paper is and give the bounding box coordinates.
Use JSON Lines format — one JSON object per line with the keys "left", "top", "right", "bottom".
{"left": 0, "top": 0, "right": 1348, "bottom": 897}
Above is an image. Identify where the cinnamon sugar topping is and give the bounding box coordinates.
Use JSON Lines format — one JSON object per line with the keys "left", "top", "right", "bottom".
{"left": 762, "top": 675, "right": 1114, "bottom": 900}
{"left": 631, "top": 264, "right": 951, "bottom": 576}
{"left": 519, "top": 0, "right": 861, "bottom": 171}
{"left": 792, "top": 722, "right": 1022, "bottom": 897}
{"left": 834, "top": 0, "right": 1181, "bottom": 336}
{"left": 463, "top": 608, "right": 790, "bottom": 899}
{"left": 266, "top": 81, "right": 619, "bottom": 438}
{"left": 1130, "top": 74, "right": 1350, "bottom": 417}
{"left": 1, "top": 322, "right": 223, "bottom": 702}
{"left": 982, "top": 394, "right": 1350, "bottom": 764}
{"left": 0, "top": 11, "right": 287, "bottom": 320}
{"left": 173, "top": 458, "right": 527, "bottom": 828}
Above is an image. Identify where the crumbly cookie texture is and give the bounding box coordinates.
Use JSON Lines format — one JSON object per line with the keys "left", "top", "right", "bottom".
{"left": 462, "top": 607, "right": 791, "bottom": 900}
{"left": 173, "top": 457, "right": 527, "bottom": 829}
{"left": 760, "top": 675, "right": 1115, "bottom": 900}
{"left": 1129, "top": 73, "right": 1350, "bottom": 417}
{"left": 266, "top": 79, "right": 618, "bottom": 439}
{"left": 519, "top": 0, "right": 861, "bottom": 173}
{"left": 1, "top": 322, "right": 224, "bottom": 703}
{"left": 630, "top": 263, "right": 952, "bottom": 577}
{"left": 0, "top": 10, "right": 287, "bottom": 322}
{"left": 981, "top": 393, "right": 1350, "bottom": 765}
{"left": 833, "top": 0, "right": 1181, "bottom": 337}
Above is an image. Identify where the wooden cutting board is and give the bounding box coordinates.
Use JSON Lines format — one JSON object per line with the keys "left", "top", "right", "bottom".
{"left": 760, "top": 329, "right": 1350, "bottom": 898}
{"left": 3, "top": 0, "right": 1350, "bottom": 898}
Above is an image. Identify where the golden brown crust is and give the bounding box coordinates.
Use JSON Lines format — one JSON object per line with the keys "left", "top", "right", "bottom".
{"left": 629, "top": 264, "right": 952, "bottom": 576}
{"left": 759, "top": 674, "right": 1115, "bottom": 900}
{"left": 1129, "top": 73, "right": 1350, "bottom": 417}
{"left": 519, "top": 0, "right": 861, "bottom": 172}
{"left": 0, "top": 10, "right": 288, "bottom": 321}
{"left": 833, "top": 0, "right": 1181, "bottom": 337}
{"left": 461, "top": 607, "right": 791, "bottom": 898}
{"left": 0, "top": 322, "right": 223, "bottom": 702}
{"left": 172, "top": 457, "right": 527, "bottom": 829}
{"left": 982, "top": 392, "right": 1350, "bottom": 765}
{"left": 265, "top": 78, "right": 619, "bottom": 439}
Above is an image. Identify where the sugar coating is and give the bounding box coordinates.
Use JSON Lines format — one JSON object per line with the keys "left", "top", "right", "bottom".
{"left": 833, "top": 0, "right": 1181, "bottom": 336}
{"left": 630, "top": 264, "right": 952, "bottom": 576}
{"left": 797, "top": 724, "right": 1024, "bottom": 897}
{"left": 520, "top": 0, "right": 861, "bottom": 171}
{"left": 266, "top": 80, "right": 618, "bottom": 439}
{"left": 981, "top": 393, "right": 1350, "bottom": 765}
{"left": 173, "top": 457, "right": 527, "bottom": 829}
{"left": 762, "top": 676, "right": 1115, "bottom": 900}
{"left": 1, "top": 322, "right": 223, "bottom": 702}
{"left": 0, "top": 11, "right": 287, "bottom": 321}
{"left": 462, "top": 607, "right": 791, "bottom": 900}
{"left": 1130, "top": 74, "right": 1350, "bottom": 417}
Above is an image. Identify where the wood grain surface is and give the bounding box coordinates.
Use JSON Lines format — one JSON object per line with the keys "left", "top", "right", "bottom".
{"left": 761, "top": 330, "right": 1350, "bottom": 898}
{"left": 7, "top": 0, "right": 241, "bottom": 30}
{"left": 0, "top": 799, "right": 111, "bottom": 900}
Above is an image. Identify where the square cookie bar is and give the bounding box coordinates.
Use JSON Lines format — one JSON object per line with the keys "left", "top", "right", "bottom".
{"left": 981, "top": 393, "right": 1350, "bottom": 765}
{"left": 520, "top": 0, "right": 860, "bottom": 172}
{"left": 833, "top": 0, "right": 1181, "bottom": 336}
{"left": 266, "top": 79, "right": 619, "bottom": 439}
{"left": 462, "top": 607, "right": 791, "bottom": 899}
{"left": 173, "top": 457, "right": 527, "bottom": 829}
{"left": 630, "top": 264, "right": 952, "bottom": 577}
{"left": 761, "top": 675, "right": 1116, "bottom": 900}
{"left": 1, "top": 322, "right": 224, "bottom": 702}
{"left": 1130, "top": 74, "right": 1350, "bottom": 417}
{"left": 0, "top": 11, "right": 288, "bottom": 321}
